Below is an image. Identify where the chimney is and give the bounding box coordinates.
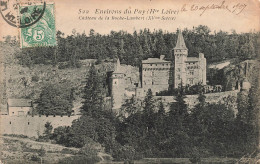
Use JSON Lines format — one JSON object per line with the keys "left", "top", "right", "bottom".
{"left": 160, "top": 55, "right": 165, "bottom": 60}
{"left": 199, "top": 53, "right": 204, "bottom": 58}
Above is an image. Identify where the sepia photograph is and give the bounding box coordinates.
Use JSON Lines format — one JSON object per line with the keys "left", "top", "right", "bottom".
{"left": 0, "top": 0, "right": 259, "bottom": 163}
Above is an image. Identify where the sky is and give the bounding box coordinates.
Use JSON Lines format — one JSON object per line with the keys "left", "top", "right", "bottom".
{"left": 0, "top": 0, "right": 259, "bottom": 40}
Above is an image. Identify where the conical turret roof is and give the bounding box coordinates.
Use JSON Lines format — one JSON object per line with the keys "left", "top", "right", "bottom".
{"left": 174, "top": 29, "right": 187, "bottom": 50}
{"left": 113, "top": 58, "right": 123, "bottom": 73}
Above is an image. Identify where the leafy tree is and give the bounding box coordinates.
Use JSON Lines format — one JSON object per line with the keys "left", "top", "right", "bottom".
{"left": 36, "top": 84, "right": 73, "bottom": 115}
{"left": 234, "top": 87, "right": 259, "bottom": 156}
{"left": 120, "top": 95, "right": 140, "bottom": 119}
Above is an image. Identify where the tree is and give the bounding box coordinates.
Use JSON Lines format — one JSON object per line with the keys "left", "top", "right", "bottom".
{"left": 120, "top": 95, "right": 140, "bottom": 119}
{"left": 168, "top": 86, "right": 189, "bottom": 131}
{"left": 43, "top": 122, "right": 53, "bottom": 139}
{"left": 36, "top": 84, "right": 73, "bottom": 115}
{"left": 234, "top": 87, "right": 259, "bottom": 156}
{"left": 80, "top": 64, "right": 105, "bottom": 118}
{"left": 143, "top": 89, "right": 156, "bottom": 131}
{"left": 189, "top": 90, "right": 208, "bottom": 149}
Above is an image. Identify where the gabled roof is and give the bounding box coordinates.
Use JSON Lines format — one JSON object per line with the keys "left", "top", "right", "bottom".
{"left": 8, "top": 99, "right": 32, "bottom": 107}
{"left": 174, "top": 29, "right": 187, "bottom": 50}
{"left": 142, "top": 58, "right": 171, "bottom": 64}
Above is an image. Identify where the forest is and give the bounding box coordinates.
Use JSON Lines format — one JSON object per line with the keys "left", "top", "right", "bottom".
{"left": 11, "top": 25, "right": 259, "bottom": 68}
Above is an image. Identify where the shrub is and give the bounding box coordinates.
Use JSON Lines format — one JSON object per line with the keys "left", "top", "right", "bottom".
{"left": 112, "top": 143, "right": 140, "bottom": 161}
{"left": 58, "top": 62, "right": 70, "bottom": 69}
{"left": 31, "top": 75, "right": 39, "bottom": 82}
{"left": 61, "top": 148, "right": 77, "bottom": 155}
{"left": 31, "top": 154, "right": 41, "bottom": 161}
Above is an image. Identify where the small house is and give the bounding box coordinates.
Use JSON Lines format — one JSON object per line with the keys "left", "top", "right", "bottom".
{"left": 7, "top": 99, "right": 33, "bottom": 116}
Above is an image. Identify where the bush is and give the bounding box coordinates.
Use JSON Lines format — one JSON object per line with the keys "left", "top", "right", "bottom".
{"left": 61, "top": 148, "right": 77, "bottom": 155}
{"left": 58, "top": 62, "right": 70, "bottom": 69}
{"left": 31, "top": 75, "right": 39, "bottom": 82}
{"left": 112, "top": 143, "right": 141, "bottom": 161}
{"left": 31, "top": 154, "right": 41, "bottom": 161}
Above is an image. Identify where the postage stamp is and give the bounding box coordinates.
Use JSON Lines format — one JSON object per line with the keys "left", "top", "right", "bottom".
{"left": 19, "top": 3, "right": 56, "bottom": 48}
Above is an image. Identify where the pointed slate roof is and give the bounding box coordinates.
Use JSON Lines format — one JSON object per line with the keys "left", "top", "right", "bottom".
{"left": 113, "top": 58, "right": 123, "bottom": 74}
{"left": 174, "top": 29, "right": 187, "bottom": 50}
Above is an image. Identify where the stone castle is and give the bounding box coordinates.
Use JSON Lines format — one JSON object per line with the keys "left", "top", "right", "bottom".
{"left": 111, "top": 30, "right": 207, "bottom": 109}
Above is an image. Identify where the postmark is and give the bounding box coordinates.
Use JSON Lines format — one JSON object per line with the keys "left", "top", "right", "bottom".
{"left": 19, "top": 3, "right": 56, "bottom": 48}
{"left": 0, "top": 0, "right": 46, "bottom": 28}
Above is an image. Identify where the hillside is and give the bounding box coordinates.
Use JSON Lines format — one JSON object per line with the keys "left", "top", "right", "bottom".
{"left": 0, "top": 135, "right": 112, "bottom": 163}
{"left": 0, "top": 43, "right": 139, "bottom": 113}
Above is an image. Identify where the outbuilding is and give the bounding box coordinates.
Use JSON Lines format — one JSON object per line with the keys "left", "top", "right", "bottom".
{"left": 7, "top": 99, "right": 33, "bottom": 116}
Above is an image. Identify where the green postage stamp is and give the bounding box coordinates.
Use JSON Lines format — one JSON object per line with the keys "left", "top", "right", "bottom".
{"left": 19, "top": 3, "right": 56, "bottom": 48}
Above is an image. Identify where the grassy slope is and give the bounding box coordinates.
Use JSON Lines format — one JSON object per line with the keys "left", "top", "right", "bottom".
{"left": 0, "top": 43, "right": 139, "bottom": 113}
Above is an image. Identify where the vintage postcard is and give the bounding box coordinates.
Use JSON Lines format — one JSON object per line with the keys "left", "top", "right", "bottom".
{"left": 0, "top": 0, "right": 259, "bottom": 163}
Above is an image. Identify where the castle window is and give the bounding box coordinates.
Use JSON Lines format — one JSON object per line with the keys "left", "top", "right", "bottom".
{"left": 28, "top": 122, "right": 30, "bottom": 125}
{"left": 177, "top": 75, "right": 180, "bottom": 80}
{"left": 150, "top": 64, "right": 152, "bottom": 66}
{"left": 114, "top": 81, "right": 117, "bottom": 84}
{"left": 152, "top": 81, "right": 154, "bottom": 85}
{"left": 162, "top": 64, "right": 164, "bottom": 66}
{"left": 155, "top": 64, "right": 157, "bottom": 66}
{"left": 189, "top": 78, "right": 194, "bottom": 84}
{"left": 10, "top": 121, "right": 11, "bottom": 124}
{"left": 190, "top": 70, "right": 194, "bottom": 75}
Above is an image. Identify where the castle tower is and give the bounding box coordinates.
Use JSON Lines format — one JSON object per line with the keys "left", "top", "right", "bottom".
{"left": 111, "top": 58, "right": 125, "bottom": 109}
{"left": 174, "top": 29, "right": 188, "bottom": 88}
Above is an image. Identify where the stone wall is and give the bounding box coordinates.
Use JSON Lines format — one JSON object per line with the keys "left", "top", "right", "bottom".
{"left": 154, "top": 90, "right": 239, "bottom": 114}
{"left": 0, "top": 115, "right": 80, "bottom": 137}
